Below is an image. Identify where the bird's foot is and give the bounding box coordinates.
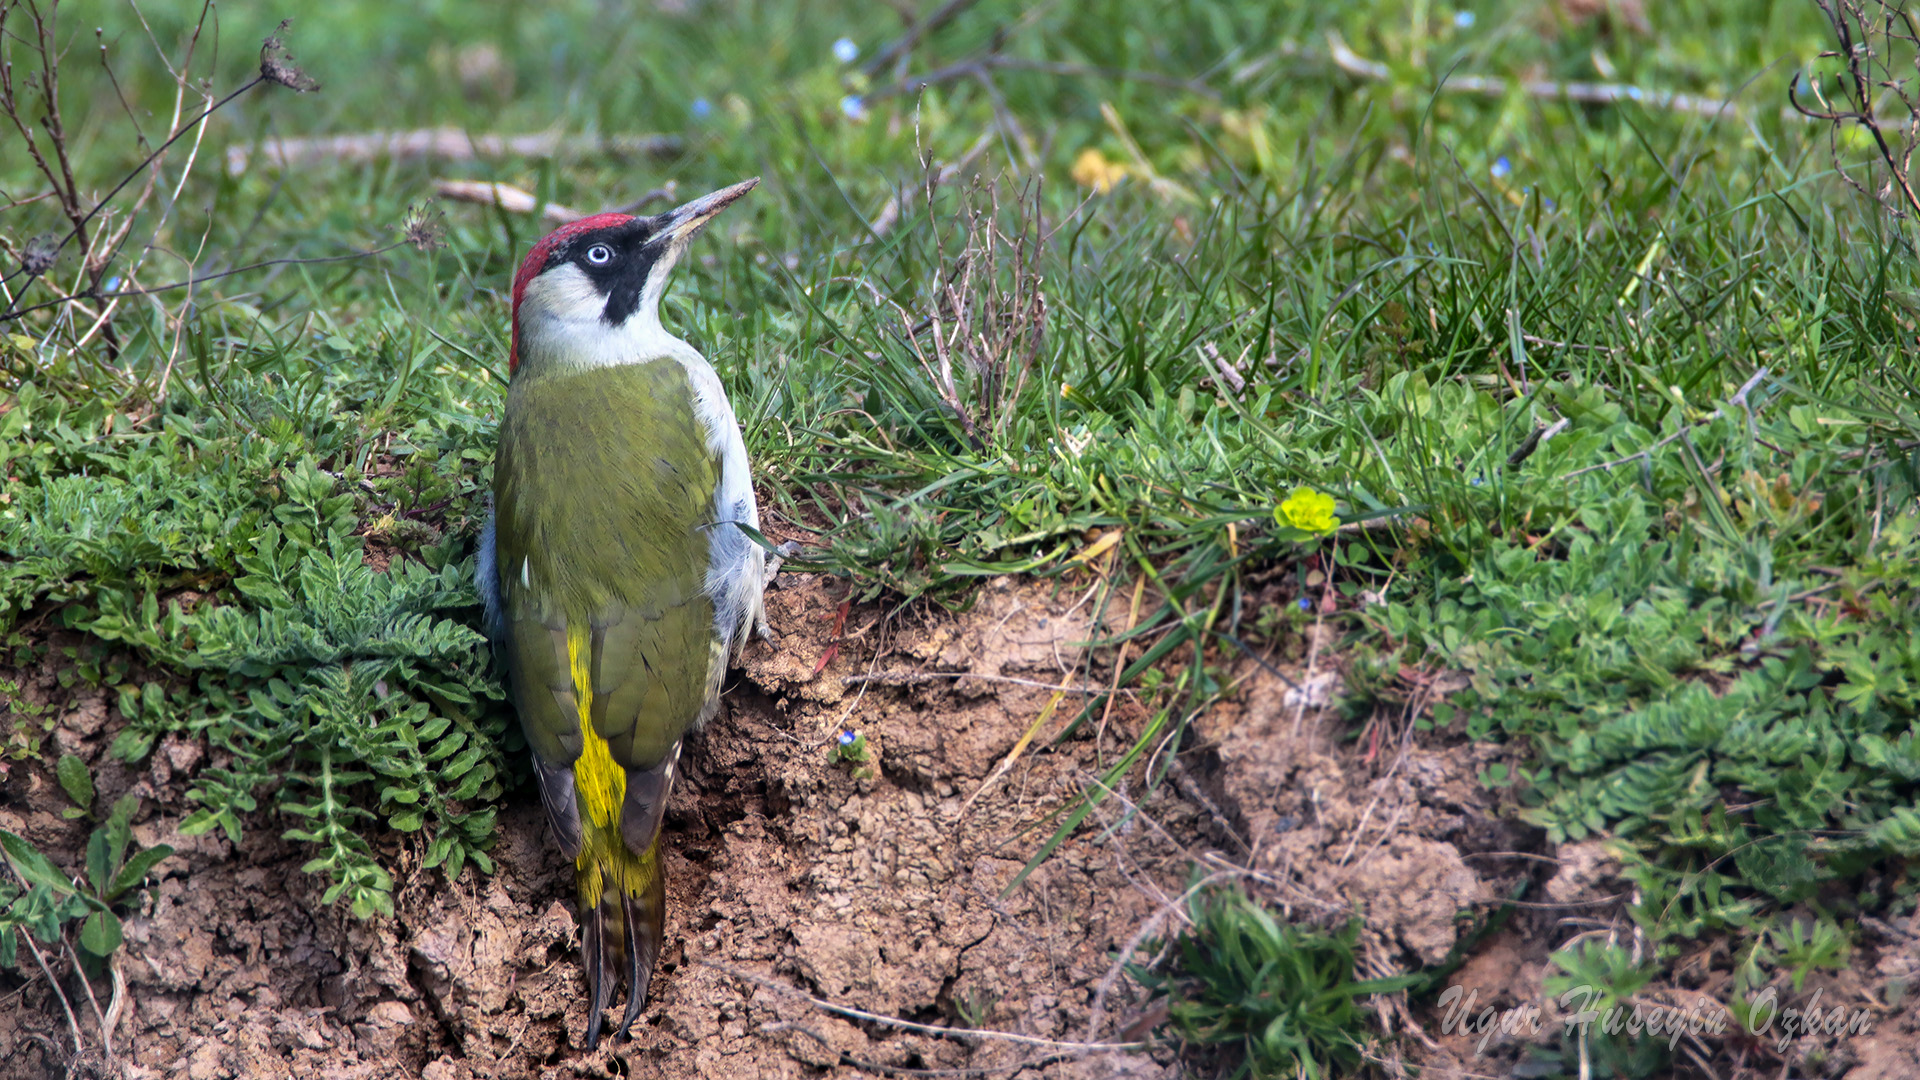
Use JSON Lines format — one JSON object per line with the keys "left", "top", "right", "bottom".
{"left": 764, "top": 539, "right": 805, "bottom": 582}
{"left": 753, "top": 541, "right": 805, "bottom": 645}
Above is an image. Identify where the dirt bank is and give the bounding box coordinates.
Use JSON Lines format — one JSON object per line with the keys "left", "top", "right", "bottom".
{"left": 3, "top": 573, "right": 1535, "bottom": 1079}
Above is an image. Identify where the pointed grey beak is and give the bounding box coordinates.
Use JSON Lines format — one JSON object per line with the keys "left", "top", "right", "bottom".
{"left": 654, "top": 177, "right": 759, "bottom": 245}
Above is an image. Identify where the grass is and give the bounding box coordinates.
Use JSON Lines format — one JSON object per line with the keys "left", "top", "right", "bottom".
{"left": 5, "top": 0, "right": 1920, "bottom": 1074}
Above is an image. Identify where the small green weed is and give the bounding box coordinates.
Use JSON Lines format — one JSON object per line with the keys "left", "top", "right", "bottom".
{"left": 830, "top": 729, "right": 877, "bottom": 781}
{"left": 1, "top": 677, "right": 53, "bottom": 768}
{"left": 952, "top": 985, "right": 998, "bottom": 1028}
{"left": 0, "top": 757, "right": 172, "bottom": 968}
{"left": 1138, "top": 886, "right": 1419, "bottom": 1079}
{"left": 1766, "top": 918, "right": 1851, "bottom": 994}
{"left": 1536, "top": 941, "right": 1669, "bottom": 1079}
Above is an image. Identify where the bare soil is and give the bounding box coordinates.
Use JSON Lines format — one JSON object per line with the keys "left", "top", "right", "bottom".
{"left": 5, "top": 574, "right": 1204, "bottom": 1079}
{"left": 7, "top": 572, "right": 1908, "bottom": 1079}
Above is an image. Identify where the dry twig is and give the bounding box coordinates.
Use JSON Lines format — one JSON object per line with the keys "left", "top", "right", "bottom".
{"left": 433, "top": 181, "right": 584, "bottom": 224}
{"left": 859, "top": 171, "right": 1049, "bottom": 450}
{"left": 870, "top": 131, "right": 994, "bottom": 237}
{"left": 225, "top": 128, "right": 681, "bottom": 176}
{"left": 0, "top": 6, "right": 336, "bottom": 401}
{"left": 1794, "top": 2, "right": 1920, "bottom": 221}
{"left": 843, "top": 670, "right": 1108, "bottom": 693}
{"left": 763, "top": 1022, "right": 1071, "bottom": 1076}
{"left": 704, "top": 960, "right": 1148, "bottom": 1052}
{"left": 1325, "top": 31, "right": 1747, "bottom": 119}
{"left": 433, "top": 180, "right": 682, "bottom": 224}
{"left": 1, "top": 8, "right": 314, "bottom": 310}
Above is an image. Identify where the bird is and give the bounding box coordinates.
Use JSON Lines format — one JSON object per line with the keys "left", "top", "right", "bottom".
{"left": 477, "top": 178, "right": 769, "bottom": 1049}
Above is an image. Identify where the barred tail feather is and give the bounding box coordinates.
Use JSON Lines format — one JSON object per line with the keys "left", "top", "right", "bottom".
{"left": 617, "top": 856, "right": 666, "bottom": 1039}
{"left": 581, "top": 901, "right": 611, "bottom": 1051}
{"left": 577, "top": 833, "right": 666, "bottom": 1049}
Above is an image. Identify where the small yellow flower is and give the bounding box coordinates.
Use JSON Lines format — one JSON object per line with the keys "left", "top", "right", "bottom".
{"left": 1060, "top": 382, "right": 1073, "bottom": 398}
{"left": 1277, "top": 487, "right": 1337, "bottom": 534}
{"left": 1070, "top": 148, "right": 1127, "bottom": 193}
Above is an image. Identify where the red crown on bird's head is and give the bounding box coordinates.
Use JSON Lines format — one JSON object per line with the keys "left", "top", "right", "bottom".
{"left": 509, "top": 212, "right": 635, "bottom": 373}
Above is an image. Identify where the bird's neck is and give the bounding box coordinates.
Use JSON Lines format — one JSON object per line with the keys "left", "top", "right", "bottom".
{"left": 514, "top": 300, "right": 704, "bottom": 377}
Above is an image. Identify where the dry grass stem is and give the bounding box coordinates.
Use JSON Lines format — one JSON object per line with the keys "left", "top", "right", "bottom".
{"left": 866, "top": 170, "right": 1049, "bottom": 450}
{"left": 704, "top": 960, "right": 1149, "bottom": 1052}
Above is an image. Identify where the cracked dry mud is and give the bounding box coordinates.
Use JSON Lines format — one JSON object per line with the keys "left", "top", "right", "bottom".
{"left": 4, "top": 574, "right": 1546, "bottom": 1079}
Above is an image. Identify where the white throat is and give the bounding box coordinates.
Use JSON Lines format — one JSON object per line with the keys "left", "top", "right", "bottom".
{"left": 515, "top": 262, "right": 696, "bottom": 371}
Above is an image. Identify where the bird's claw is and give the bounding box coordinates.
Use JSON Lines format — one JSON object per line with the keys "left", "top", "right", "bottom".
{"left": 764, "top": 539, "right": 805, "bottom": 582}
{"left": 752, "top": 541, "right": 804, "bottom": 646}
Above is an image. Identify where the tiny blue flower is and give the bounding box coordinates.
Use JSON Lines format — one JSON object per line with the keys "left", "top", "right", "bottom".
{"left": 1298, "top": 597, "right": 1312, "bottom": 612}
{"left": 840, "top": 94, "right": 867, "bottom": 121}
{"left": 1454, "top": 10, "right": 1475, "bottom": 28}
{"left": 690, "top": 97, "right": 713, "bottom": 119}
{"left": 833, "top": 37, "right": 859, "bottom": 63}
{"left": 1490, "top": 156, "right": 1511, "bottom": 180}
{"left": 103, "top": 276, "right": 122, "bottom": 293}
{"left": 1471, "top": 477, "right": 1484, "bottom": 486}
{"left": 839, "top": 730, "right": 857, "bottom": 746}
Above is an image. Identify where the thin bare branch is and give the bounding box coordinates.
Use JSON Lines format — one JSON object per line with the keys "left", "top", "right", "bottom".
{"left": 434, "top": 181, "right": 585, "bottom": 224}
{"left": 1797, "top": 1, "right": 1920, "bottom": 222}
{"left": 226, "top": 128, "right": 682, "bottom": 176}
{"left": 1, "top": 242, "right": 410, "bottom": 323}
{"left": 0, "top": 69, "right": 265, "bottom": 299}
{"left": 1326, "top": 31, "right": 1748, "bottom": 119}
{"left": 704, "top": 959, "right": 1149, "bottom": 1052}
{"left": 860, "top": 0, "right": 984, "bottom": 78}
{"left": 432, "top": 179, "right": 682, "bottom": 224}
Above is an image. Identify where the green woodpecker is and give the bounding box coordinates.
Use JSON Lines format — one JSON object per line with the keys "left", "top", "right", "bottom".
{"left": 478, "top": 178, "right": 767, "bottom": 1049}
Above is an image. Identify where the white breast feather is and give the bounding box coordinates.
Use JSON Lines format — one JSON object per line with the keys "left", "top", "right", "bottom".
{"left": 515, "top": 261, "right": 765, "bottom": 659}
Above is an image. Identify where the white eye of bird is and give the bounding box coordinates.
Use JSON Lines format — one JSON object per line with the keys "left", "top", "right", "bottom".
{"left": 585, "top": 244, "right": 615, "bottom": 266}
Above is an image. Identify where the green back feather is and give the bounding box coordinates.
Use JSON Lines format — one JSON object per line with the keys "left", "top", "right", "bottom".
{"left": 492, "top": 361, "right": 721, "bottom": 773}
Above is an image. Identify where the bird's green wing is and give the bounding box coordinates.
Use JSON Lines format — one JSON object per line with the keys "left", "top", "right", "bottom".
{"left": 491, "top": 361, "right": 723, "bottom": 847}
